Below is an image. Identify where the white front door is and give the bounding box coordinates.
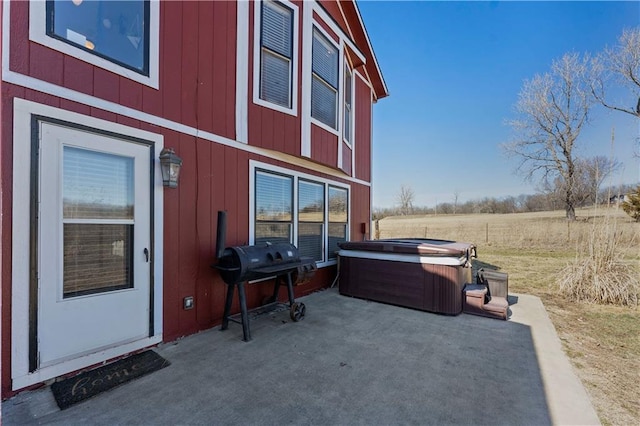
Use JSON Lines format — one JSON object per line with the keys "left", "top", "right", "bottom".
{"left": 37, "top": 122, "right": 153, "bottom": 368}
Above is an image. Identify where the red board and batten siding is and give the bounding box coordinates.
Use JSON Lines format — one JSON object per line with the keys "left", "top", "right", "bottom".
{"left": 354, "top": 74, "right": 372, "bottom": 182}
{"left": 351, "top": 183, "right": 371, "bottom": 240}
{"left": 311, "top": 123, "right": 339, "bottom": 167}
{"left": 1, "top": 0, "right": 379, "bottom": 398}
{"left": 8, "top": 1, "right": 236, "bottom": 140}
{"left": 341, "top": 143, "right": 352, "bottom": 176}
{"left": 317, "top": 1, "right": 350, "bottom": 37}
{"left": 0, "top": 0, "right": 5, "bottom": 401}
{"left": 247, "top": 0, "right": 303, "bottom": 156}
{"left": 247, "top": 103, "right": 302, "bottom": 156}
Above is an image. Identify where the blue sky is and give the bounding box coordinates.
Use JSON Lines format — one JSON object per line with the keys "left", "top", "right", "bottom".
{"left": 358, "top": 1, "right": 640, "bottom": 208}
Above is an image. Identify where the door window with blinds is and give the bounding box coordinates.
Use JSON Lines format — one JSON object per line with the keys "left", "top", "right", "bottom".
{"left": 259, "top": 0, "right": 294, "bottom": 108}
{"left": 311, "top": 28, "right": 339, "bottom": 129}
{"left": 254, "top": 168, "right": 348, "bottom": 264}
{"left": 62, "top": 146, "right": 135, "bottom": 297}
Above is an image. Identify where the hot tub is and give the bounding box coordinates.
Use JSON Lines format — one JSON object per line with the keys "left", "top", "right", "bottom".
{"left": 338, "top": 239, "right": 476, "bottom": 315}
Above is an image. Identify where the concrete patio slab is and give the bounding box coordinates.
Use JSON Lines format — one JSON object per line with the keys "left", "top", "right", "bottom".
{"left": 2, "top": 288, "right": 600, "bottom": 425}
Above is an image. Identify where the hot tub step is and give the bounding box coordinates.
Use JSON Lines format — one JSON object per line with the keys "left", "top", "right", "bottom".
{"left": 462, "top": 284, "right": 508, "bottom": 320}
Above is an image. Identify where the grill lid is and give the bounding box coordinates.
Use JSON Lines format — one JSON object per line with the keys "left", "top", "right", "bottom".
{"left": 215, "top": 242, "right": 315, "bottom": 284}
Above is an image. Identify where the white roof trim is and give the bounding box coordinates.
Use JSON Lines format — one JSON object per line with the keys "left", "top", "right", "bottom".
{"left": 351, "top": 0, "right": 388, "bottom": 96}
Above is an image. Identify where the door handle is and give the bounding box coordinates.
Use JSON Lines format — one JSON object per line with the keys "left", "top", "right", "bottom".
{"left": 144, "top": 248, "right": 150, "bottom": 263}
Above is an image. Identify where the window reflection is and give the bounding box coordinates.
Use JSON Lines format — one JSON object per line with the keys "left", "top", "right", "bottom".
{"left": 46, "top": 0, "right": 149, "bottom": 75}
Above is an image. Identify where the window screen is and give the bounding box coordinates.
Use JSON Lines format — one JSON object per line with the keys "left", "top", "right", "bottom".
{"left": 46, "top": 0, "right": 149, "bottom": 75}
{"left": 255, "top": 171, "right": 293, "bottom": 245}
{"left": 328, "top": 186, "right": 348, "bottom": 259}
{"left": 311, "top": 29, "right": 338, "bottom": 128}
{"left": 298, "top": 180, "right": 325, "bottom": 262}
{"left": 260, "top": 1, "right": 293, "bottom": 108}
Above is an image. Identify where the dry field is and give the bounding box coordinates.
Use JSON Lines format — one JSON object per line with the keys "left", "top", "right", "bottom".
{"left": 377, "top": 207, "right": 640, "bottom": 426}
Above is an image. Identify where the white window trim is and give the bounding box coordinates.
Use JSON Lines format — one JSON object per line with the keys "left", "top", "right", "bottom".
{"left": 249, "top": 160, "right": 350, "bottom": 268}
{"left": 28, "top": 0, "right": 160, "bottom": 89}
{"left": 310, "top": 24, "right": 342, "bottom": 137}
{"left": 343, "top": 63, "right": 354, "bottom": 149}
{"left": 252, "top": 0, "right": 299, "bottom": 116}
{"left": 11, "top": 98, "right": 164, "bottom": 389}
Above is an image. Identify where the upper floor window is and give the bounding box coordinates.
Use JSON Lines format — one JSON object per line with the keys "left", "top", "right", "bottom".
{"left": 260, "top": 1, "right": 293, "bottom": 108}
{"left": 343, "top": 64, "right": 353, "bottom": 144}
{"left": 30, "top": 0, "right": 159, "bottom": 88}
{"left": 253, "top": 0, "right": 298, "bottom": 115}
{"left": 311, "top": 28, "right": 339, "bottom": 129}
{"left": 46, "top": 0, "right": 150, "bottom": 75}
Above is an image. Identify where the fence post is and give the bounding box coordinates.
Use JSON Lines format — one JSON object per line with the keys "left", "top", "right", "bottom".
{"left": 375, "top": 219, "right": 380, "bottom": 240}
{"left": 567, "top": 221, "right": 571, "bottom": 242}
{"left": 424, "top": 226, "right": 427, "bottom": 238}
{"left": 485, "top": 223, "right": 489, "bottom": 243}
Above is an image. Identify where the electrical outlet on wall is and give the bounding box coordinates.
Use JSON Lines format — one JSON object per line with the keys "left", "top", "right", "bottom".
{"left": 183, "top": 296, "right": 194, "bottom": 310}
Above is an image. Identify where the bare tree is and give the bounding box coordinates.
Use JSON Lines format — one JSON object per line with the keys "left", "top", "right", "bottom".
{"left": 453, "top": 190, "right": 460, "bottom": 214}
{"left": 578, "top": 156, "right": 622, "bottom": 205}
{"left": 504, "top": 53, "right": 594, "bottom": 221}
{"left": 396, "top": 185, "right": 414, "bottom": 215}
{"left": 591, "top": 27, "right": 640, "bottom": 119}
{"left": 592, "top": 27, "right": 640, "bottom": 157}
{"left": 550, "top": 156, "right": 622, "bottom": 207}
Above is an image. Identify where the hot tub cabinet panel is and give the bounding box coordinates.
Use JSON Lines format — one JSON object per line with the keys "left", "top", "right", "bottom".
{"left": 340, "top": 257, "right": 426, "bottom": 310}
{"left": 338, "top": 239, "right": 475, "bottom": 315}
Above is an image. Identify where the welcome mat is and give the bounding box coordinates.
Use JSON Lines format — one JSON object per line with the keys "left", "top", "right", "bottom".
{"left": 51, "top": 350, "right": 170, "bottom": 410}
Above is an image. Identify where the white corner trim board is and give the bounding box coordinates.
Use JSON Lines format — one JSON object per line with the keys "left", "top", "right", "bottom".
{"left": 236, "top": 0, "right": 249, "bottom": 143}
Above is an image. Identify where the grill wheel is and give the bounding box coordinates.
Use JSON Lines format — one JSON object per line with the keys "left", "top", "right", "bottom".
{"left": 290, "top": 302, "right": 306, "bottom": 322}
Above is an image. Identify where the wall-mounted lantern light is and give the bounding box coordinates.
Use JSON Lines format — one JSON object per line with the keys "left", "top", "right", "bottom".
{"left": 159, "top": 148, "right": 182, "bottom": 189}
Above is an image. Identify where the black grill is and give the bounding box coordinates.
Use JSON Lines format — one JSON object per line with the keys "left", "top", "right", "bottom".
{"left": 213, "top": 212, "right": 316, "bottom": 341}
{"left": 216, "top": 242, "right": 315, "bottom": 285}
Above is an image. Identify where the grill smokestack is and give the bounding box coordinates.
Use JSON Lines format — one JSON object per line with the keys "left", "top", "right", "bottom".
{"left": 216, "top": 210, "right": 227, "bottom": 259}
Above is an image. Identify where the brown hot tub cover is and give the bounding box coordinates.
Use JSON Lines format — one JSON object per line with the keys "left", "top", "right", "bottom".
{"left": 339, "top": 238, "right": 476, "bottom": 259}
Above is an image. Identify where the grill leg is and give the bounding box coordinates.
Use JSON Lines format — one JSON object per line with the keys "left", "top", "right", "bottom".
{"left": 286, "top": 272, "right": 296, "bottom": 305}
{"left": 237, "top": 282, "right": 251, "bottom": 341}
{"left": 268, "top": 275, "right": 282, "bottom": 304}
{"left": 220, "top": 283, "right": 235, "bottom": 331}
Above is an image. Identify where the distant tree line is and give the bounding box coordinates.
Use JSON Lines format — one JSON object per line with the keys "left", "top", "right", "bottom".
{"left": 373, "top": 183, "right": 637, "bottom": 220}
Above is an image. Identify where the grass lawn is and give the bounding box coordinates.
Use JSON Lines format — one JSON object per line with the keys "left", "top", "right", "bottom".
{"left": 378, "top": 207, "right": 640, "bottom": 425}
